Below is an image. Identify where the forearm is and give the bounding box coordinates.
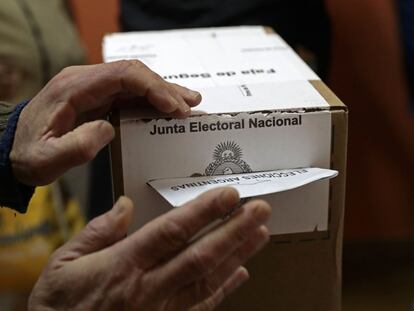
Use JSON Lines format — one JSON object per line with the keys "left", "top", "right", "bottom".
{"left": 0, "top": 101, "right": 34, "bottom": 212}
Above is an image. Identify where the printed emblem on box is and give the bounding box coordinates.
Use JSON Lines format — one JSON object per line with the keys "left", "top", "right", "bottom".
{"left": 205, "top": 141, "right": 252, "bottom": 176}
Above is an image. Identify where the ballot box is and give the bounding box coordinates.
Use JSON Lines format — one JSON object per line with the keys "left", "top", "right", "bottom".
{"left": 103, "top": 26, "right": 347, "bottom": 311}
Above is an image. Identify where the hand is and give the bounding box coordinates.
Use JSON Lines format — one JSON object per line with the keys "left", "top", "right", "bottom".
{"left": 10, "top": 60, "right": 201, "bottom": 185}
{"left": 28, "top": 188, "right": 271, "bottom": 310}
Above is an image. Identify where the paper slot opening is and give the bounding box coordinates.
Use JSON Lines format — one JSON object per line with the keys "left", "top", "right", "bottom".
{"left": 148, "top": 167, "right": 338, "bottom": 207}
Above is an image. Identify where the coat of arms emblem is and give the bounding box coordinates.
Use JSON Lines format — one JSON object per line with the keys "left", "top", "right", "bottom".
{"left": 205, "top": 141, "right": 252, "bottom": 176}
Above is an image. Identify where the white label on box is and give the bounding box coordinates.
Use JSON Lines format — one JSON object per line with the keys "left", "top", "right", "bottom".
{"left": 120, "top": 111, "right": 332, "bottom": 235}
{"left": 104, "top": 27, "right": 326, "bottom": 112}
{"left": 105, "top": 35, "right": 302, "bottom": 87}
{"left": 120, "top": 80, "right": 328, "bottom": 117}
{"left": 192, "top": 81, "right": 328, "bottom": 113}
{"left": 148, "top": 167, "right": 338, "bottom": 207}
{"left": 104, "top": 29, "right": 321, "bottom": 88}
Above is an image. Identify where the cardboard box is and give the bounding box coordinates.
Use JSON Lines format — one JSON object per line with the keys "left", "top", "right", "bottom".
{"left": 104, "top": 26, "right": 347, "bottom": 310}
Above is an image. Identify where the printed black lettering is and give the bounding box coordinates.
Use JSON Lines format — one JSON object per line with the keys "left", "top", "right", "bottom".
{"left": 149, "top": 123, "right": 185, "bottom": 135}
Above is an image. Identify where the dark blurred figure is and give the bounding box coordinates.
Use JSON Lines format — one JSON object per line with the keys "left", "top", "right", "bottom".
{"left": 121, "top": 0, "right": 331, "bottom": 78}
{"left": 88, "top": 147, "right": 113, "bottom": 218}
{"left": 327, "top": 0, "right": 414, "bottom": 240}
{"left": 0, "top": 0, "right": 84, "bottom": 103}
{"left": 0, "top": 1, "right": 86, "bottom": 309}
{"left": 88, "top": 0, "right": 332, "bottom": 219}
{"left": 398, "top": 0, "right": 414, "bottom": 110}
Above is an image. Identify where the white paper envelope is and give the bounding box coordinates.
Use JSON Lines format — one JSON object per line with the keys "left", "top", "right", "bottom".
{"left": 149, "top": 167, "right": 338, "bottom": 207}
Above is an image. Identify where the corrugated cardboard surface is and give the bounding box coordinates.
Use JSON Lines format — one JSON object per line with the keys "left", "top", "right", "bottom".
{"left": 108, "top": 29, "right": 348, "bottom": 310}
{"left": 216, "top": 82, "right": 347, "bottom": 311}
{"left": 110, "top": 81, "right": 347, "bottom": 310}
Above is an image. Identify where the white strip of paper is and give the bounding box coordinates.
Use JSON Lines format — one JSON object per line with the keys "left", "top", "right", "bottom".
{"left": 148, "top": 167, "right": 337, "bottom": 207}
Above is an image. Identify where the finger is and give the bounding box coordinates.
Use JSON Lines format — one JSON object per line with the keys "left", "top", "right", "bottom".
{"left": 116, "top": 187, "right": 240, "bottom": 269}
{"left": 53, "top": 196, "right": 133, "bottom": 260}
{"left": 42, "top": 120, "right": 114, "bottom": 184}
{"left": 171, "top": 83, "right": 202, "bottom": 107}
{"left": 146, "top": 83, "right": 191, "bottom": 116}
{"left": 111, "top": 91, "right": 196, "bottom": 118}
{"left": 203, "top": 266, "right": 249, "bottom": 308}
{"left": 173, "top": 225, "right": 269, "bottom": 311}
{"left": 167, "top": 83, "right": 202, "bottom": 118}
{"left": 144, "top": 200, "right": 271, "bottom": 295}
{"left": 118, "top": 61, "right": 201, "bottom": 115}
{"left": 63, "top": 61, "right": 200, "bottom": 115}
{"left": 196, "top": 225, "right": 269, "bottom": 293}
{"left": 172, "top": 267, "right": 249, "bottom": 311}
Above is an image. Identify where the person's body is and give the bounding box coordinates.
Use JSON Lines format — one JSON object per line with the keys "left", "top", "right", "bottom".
{"left": 0, "top": 60, "right": 271, "bottom": 310}
{"left": 398, "top": 0, "right": 414, "bottom": 110}
{"left": 326, "top": 0, "right": 414, "bottom": 240}
{"left": 121, "top": 0, "right": 330, "bottom": 77}
{"left": 0, "top": 2, "right": 86, "bottom": 305}
{"left": 0, "top": 0, "right": 85, "bottom": 104}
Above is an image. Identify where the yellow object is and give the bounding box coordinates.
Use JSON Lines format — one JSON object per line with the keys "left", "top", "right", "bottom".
{"left": 0, "top": 184, "right": 85, "bottom": 292}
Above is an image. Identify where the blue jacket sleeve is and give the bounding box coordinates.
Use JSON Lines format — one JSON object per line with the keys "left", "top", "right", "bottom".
{"left": 0, "top": 100, "right": 35, "bottom": 213}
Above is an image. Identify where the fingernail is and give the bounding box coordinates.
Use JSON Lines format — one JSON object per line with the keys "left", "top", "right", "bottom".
{"left": 220, "top": 188, "right": 240, "bottom": 207}
{"left": 113, "top": 196, "right": 127, "bottom": 215}
{"left": 233, "top": 267, "right": 250, "bottom": 291}
{"left": 189, "top": 90, "right": 201, "bottom": 100}
{"left": 250, "top": 201, "right": 272, "bottom": 223}
{"left": 256, "top": 226, "right": 271, "bottom": 249}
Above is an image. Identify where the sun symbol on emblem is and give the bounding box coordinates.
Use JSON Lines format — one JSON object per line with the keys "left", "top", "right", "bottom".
{"left": 205, "top": 141, "right": 252, "bottom": 176}
{"left": 213, "top": 141, "right": 242, "bottom": 160}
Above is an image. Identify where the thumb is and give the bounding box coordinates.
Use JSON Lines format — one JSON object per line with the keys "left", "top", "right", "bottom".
{"left": 45, "top": 120, "right": 115, "bottom": 183}
{"left": 57, "top": 196, "right": 134, "bottom": 260}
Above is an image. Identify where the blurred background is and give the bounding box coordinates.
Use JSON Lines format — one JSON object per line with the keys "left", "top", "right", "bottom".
{"left": 0, "top": 0, "right": 413, "bottom": 310}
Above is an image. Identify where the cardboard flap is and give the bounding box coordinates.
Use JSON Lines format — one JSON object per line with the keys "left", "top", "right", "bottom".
{"left": 148, "top": 167, "right": 337, "bottom": 207}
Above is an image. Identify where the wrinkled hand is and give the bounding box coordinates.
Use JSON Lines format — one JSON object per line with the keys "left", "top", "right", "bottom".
{"left": 28, "top": 188, "right": 271, "bottom": 311}
{"left": 10, "top": 60, "right": 201, "bottom": 185}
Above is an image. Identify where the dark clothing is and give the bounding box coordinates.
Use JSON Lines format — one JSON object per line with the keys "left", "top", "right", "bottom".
{"left": 0, "top": 101, "right": 34, "bottom": 213}
{"left": 122, "top": 0, "right": 301, "bottom": 30}
{"left": 88, "top": 147, "right": 113, "bottom": 219}
{"left": 121, "top": 0, "right": 331, "bottom": 78}
{"left": 398, "top": 0, "right": 414, "bottom": 109}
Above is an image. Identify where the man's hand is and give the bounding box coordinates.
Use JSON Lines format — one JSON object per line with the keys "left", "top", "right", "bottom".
{"left": 10, "top": 60, "right": 201, "bottom": 185}
{"left": 28, "top": 188, "right": 271, "bottom": 311}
